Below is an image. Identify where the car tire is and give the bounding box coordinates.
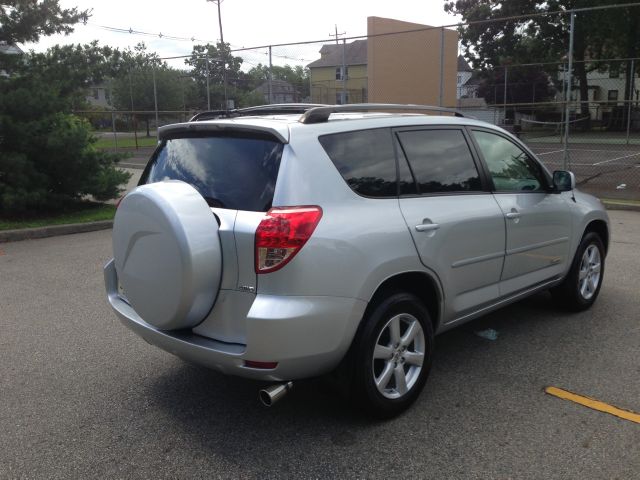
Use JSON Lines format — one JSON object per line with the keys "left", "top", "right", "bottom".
{"left": 551, "top": 232, "right": 605, "bottom": 311}
{"left": 348, "top": 291, "right": 434, "bottom": 419}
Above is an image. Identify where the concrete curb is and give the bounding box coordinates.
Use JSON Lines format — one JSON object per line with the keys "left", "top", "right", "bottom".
{"left": 602, "top": 201, "right": 640, "bottom": 212}
{"left": 0, "top": 220, "right": 113, "bottom": 243}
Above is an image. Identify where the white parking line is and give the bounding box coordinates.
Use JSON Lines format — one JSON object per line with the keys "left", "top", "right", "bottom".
{"left": 538, "top": 161, "right": 634, "bottom": 167}
{"left": 593, "top": 151, "right": 640, "bottom": 166}
{"left": 529, "top": 147, "right": 640, "bottom": 153}
{"left": 535, "top": 149, "right": 565, "bottom": 156}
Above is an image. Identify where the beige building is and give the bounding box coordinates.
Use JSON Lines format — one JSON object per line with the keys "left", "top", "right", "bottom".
{"left": 307, "top": 17, "right": 458, "bottom": 107}
{"left": 367, "top": 17, "right": 457, "bottom": 106}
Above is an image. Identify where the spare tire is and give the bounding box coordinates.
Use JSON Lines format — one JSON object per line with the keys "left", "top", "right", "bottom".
{"left": 112, "top": 180, "right": 222, "bottom": 330}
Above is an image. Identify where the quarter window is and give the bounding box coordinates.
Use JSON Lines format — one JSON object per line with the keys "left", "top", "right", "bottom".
{"left": 319, "top": 129, "right": 397, "bottom": 198}
{"left": 396, "top": 129, "right": 482, "bottom": 194}
{"left": 472, "top": 130, "right": 546, "bottom": 192}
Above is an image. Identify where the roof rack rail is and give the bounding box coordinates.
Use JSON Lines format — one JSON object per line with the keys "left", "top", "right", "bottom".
{"left": 298, "top": 103, "right": 467, "bottom": 124}
{"left": 190, "top": 103, "right": 330, "bottom": 122}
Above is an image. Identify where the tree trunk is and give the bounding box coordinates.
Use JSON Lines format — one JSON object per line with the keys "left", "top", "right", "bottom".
{"left": 145, "top": 116, "right": 150, "bottom": 137}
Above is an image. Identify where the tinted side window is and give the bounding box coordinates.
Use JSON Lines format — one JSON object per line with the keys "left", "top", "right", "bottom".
{"left": 141, "top": 134, "right": 283, "bottom": 212}
{"left": 319, "top": 129, "right": 397, "bottom": 197}
{"left": 396, "top": 129, "right": 482, "bottom": 194}
{"left": 472, "top": 130, "right": 545, "bottom": 192}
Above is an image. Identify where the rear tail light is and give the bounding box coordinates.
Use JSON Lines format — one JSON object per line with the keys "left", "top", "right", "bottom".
{"left": 255, "top": 206, "right": 323, "bottom": 274}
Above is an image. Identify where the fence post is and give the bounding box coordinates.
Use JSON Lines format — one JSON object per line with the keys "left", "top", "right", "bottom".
{"left": 439, "top": 27, "right": 445, "bottom": 107}
{"left": 563, "top": 10, "right": 575, "bottom": 170}
{"left": 222, "top": 54, "right": 228, "bottom": 110}
{"left": 268, "top": 46, "right": 273, "bottom": 104}
{"left": 503, "top": 65, "right": 508, "bottom": 124}
{"left": 111, "top": 112, "right": 118, "bottom": 153}
{"left": 128, "top": 69, "right": 138, "bottom": 150}
{"left": 342, "top": 38, "right": 347, "bottom": 104}
{"left": 152, "top": 64, "right": 159, "bottom": 139}
{"left": 205, "top": 54, "right": 211, "bottom": 110}
{"left": 626, "top": 58, "right": 635, "bottom": 145}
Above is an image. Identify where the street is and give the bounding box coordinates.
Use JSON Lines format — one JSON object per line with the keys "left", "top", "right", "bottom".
{"left": 1, "top": 211, "right": 639, "bottom": 479}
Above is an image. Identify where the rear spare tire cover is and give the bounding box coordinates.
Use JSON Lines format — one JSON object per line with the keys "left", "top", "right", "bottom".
{"left": 113, "top": 180, "right": 222, "bottom": 330}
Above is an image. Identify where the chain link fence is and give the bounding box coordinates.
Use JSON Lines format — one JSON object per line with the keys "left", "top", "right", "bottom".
{"left": 83, "top": 4, "right": 640, "bottom": 202}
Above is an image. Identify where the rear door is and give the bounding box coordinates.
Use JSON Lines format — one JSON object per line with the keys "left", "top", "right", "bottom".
{"left": 395, "top": 127, "right": 506, "bottom": 321}
{"left": 469, "top": 128, "right": 572, "bottom": 296}
{"left": 139, "top": 130, "right": 284, "bottom": 339}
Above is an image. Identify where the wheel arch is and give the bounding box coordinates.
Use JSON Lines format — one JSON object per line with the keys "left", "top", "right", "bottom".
{"left": 583, "top": 219, "right": 609, "bottom": 254}
{"left": 363, "top": 271, "right": 443, "bottom": 334}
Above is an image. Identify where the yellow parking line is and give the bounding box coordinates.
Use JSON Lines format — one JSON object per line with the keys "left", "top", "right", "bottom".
{"left": 545, "top": 386, "right": 640, "bottom": 424}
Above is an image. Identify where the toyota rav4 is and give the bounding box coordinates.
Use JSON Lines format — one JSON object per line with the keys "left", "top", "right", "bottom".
{"left": 104, "top": 104, "right": 609, "bottom": 417}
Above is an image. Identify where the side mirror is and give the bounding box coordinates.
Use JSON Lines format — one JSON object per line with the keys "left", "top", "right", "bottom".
{"left": 553, "top": 170, "right": 576, "bottom": 192}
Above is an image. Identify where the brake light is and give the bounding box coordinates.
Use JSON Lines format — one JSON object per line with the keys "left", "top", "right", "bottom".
{"left": 255, "top": 206, "right": 323, "bottom": 274}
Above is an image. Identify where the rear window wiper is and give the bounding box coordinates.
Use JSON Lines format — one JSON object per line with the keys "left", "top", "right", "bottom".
{"left": 203, "top": 196, "right": 226, "bottom": 208}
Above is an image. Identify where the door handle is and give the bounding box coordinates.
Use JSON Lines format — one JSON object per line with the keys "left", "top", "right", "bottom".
{"left": 415, "top": 223, "right": 440, "bottom": 232}
{"left": 505, "top": 212, "right": 521, "bottom": 220}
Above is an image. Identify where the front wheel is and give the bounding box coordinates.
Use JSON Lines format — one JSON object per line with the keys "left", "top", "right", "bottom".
{"left": 551, "top": 232, "right": 605, "bottom": 311}
{"left": 349, "top": 292, "right": 434, "bottom": 418}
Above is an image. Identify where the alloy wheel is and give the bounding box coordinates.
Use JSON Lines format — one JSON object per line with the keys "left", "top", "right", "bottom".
{"left": 578, "top": 244, "right": 601, "bottom": 300}
{"left": 372, "top": 313, "right": 425, "bottom": 399}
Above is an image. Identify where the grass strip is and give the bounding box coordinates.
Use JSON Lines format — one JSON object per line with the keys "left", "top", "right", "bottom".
{"left": 94, "top": 136, "right": 158, "bottom": 149}
{"left": 0, "top": 204, "right": 116, "bottom": 231}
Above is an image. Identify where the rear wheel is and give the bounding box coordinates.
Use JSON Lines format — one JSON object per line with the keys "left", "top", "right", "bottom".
{"left": 551, "top": 232, "right": 605, "bottom": 311}
{"left": 349, "top": 292, "right": 434, "bottom": 418}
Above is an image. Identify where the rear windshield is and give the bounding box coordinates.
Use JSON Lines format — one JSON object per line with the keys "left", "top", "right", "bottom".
{"left": 140, "top": 133, "right": 283, "bottom": 212}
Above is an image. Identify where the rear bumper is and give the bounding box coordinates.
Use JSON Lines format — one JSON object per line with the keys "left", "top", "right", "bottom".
{"left": 104, "top": 259, "right": 366, "bottom": 381}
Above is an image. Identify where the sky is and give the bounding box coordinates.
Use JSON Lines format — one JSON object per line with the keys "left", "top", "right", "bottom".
{"left": 24, "top": 0, "right": 461, "bottom": 70}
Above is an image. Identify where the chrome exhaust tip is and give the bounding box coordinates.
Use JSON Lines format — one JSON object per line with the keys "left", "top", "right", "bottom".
{"left": 259, "top": 381, "right": 293, "bottom": 407}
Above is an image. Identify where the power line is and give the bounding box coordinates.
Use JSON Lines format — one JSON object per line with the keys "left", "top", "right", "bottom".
{"left": 87, "top": 22, "right": 217, "bottom": 44}
{"left": 80, "top": 2, "right": 640, "bottom": 64}
{"left": 85, "top": 22, "right": 313, "bottom": 63}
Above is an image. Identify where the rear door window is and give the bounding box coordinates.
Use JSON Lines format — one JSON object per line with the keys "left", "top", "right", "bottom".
{"left": 140, "top": 133, "right": 283, "bottom": 212}
{"left": 318, "top": 128, "right": 397, "bottom": 197}
{"left": 396, "top": 129, "right": 482, "bottom": 194}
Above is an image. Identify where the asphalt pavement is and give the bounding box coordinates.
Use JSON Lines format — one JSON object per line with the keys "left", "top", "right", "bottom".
{"left": 1, "top": 212, "right": 639, "bottom": 479}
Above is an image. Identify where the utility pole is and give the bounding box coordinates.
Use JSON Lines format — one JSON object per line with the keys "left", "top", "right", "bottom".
{"left": 330, "top": 26, "right": 346, "bottom": 104}
{"left": 205, "top": 54, "right": 211, "bottom": 110}
{"left": 152, "top": 63, "right": 159, "bottom": 139}
{"left": 563, "top": 10, "right": 575, "bottom": 170}
{"left": 329, "top": 24, "right": 345, "bottom": 45}
{"left": 128, "top": 68, "right": 138, "bottom": 150}
{"left": 206, "top": 0, "right": 228, "bottom": 109}
{"left": 268, "top": 46, "right": 273, "bottom": 104}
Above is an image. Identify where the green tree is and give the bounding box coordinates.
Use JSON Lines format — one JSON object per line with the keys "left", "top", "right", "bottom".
{"left": 0, "top": 3, "right": 130, "bottom": 214}
{"left": 0, "top": 0, "right": 89, "bottom": 73}
{"left": 111, "top": 43, "right": 184, "bottom": 135}
{"left": 445, "top": 0, "right": 640, "bottom": 122}
{"left": 184, "top": 42, "right": 246, "bottom": 109}
{"left": 23, "top": 41, "right": 122, "bottom": 105}
{"left": 476, "top": 66, "right": 556, "bottom": 106}
{"left": 247, "top": 63, "right": 310, "bottom": 100}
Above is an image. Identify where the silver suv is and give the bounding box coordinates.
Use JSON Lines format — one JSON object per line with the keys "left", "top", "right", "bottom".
{"left": 104, "top": 104, "right": 609, "bottom": 417}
